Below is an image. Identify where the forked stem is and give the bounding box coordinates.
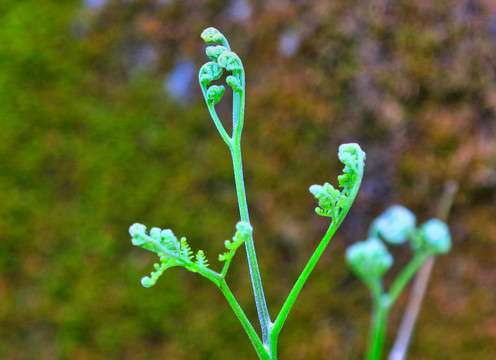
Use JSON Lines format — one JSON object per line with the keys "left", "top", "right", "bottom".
{"left": 231, "top": 142, "right": 272, "bottom": 348}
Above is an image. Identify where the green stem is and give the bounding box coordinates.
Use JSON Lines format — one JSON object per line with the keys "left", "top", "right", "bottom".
{"left": 367, "top": 293, "right": 390, "bottom": 360}
{"left": 228, "top": 65, "right": 272, "bottom": 349}
{"left": 202, "top": 93, "right": 232, "bottom": 148}
{"left": 270, "top": 170, "right": 364, "bottom": 355}
{"left": 269, "top": 220, "right": 338, "bottom": 358}
{"left": 232, "top": 73, "right": 245, "bottom": 143}
{"left": 388, "top": 253, "right": 427, "bottom": 305}
{"left": 219, "top": 280, "right": 271, "bottom": 360}
{"left": 231, "top": 143, "right": 272, "bottom": 348}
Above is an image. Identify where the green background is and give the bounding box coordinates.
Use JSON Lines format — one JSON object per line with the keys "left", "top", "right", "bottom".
{"left": 1, "top": 0, "right": 495, "bottom": 359}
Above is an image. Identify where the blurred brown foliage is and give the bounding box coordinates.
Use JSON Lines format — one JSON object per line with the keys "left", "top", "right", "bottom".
{"left": 1, "top": 0, "right": 495, "bottom": 359}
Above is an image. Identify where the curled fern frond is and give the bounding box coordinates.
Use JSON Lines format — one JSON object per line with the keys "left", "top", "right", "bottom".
{"left": 206, "top": 45, "right": 229, "bottom": 62}
{"left": 337, "top": 143, "right": 366, "bottom": 194}
{"left": 141, "top": 260, "right": 174, "bottom": 288}
{"left": 200, "top": 27, "right": 226, "bottom": 45}
{"left": 129, "top": 223, "right": 220, "bottom": 287}
{"left": 217, "top": 51, "right": 243, "bottom": 72}
{"left": 219, "top": 221, "right": 252, "bottom": 262}
{"left": 199, "top": 28, "right": 244, "bottom": 104}
{"left": 219, "top": 221, "right": 252, "bottom": 278}
{"left": 310, "top": 143, "right": 365, "bottom": 221}
{"left": 199, "top": 62, "right": 223, "bottom": 87}
{"left": 206, "top": 85, "right": 225, "bottom": 104}
{"left": 226, "top": 75, "right": 242, "bottom": 91}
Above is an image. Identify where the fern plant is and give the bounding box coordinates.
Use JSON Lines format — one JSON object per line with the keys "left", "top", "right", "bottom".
{"left": 128, "top": 27, "right": 366, "bottom": 360}
{"left": 346, "top": 205, "right": 452, "bottom": 360}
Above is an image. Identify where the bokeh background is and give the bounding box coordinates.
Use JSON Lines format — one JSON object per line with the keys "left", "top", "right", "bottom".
{"left": 1, "top": 0, "right": 495, "bottom": 359}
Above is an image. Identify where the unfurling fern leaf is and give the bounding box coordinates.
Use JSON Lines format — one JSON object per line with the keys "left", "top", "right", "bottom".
{"left": 219, "top": 221, "right": 252, "bottom": 278}
{"left": 129, "top": 224, "right": 221, "bottom": 287}
{"left": 310, "top": 143, "right": 365, "bottom": 222}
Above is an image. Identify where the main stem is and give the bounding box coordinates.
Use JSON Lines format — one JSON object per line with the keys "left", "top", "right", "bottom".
{"left": 231, "top": 143, "right": 272, "bottom": 349}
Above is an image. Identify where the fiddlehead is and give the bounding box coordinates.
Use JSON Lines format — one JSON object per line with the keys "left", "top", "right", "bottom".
{"left": 219, "top": 221, "right": 252, "bottom": 278}
{"left": 199, "top": 27, "right": 246, "bottom": 147}
{"left": 310, "top": 143, "right": 366, "bottom": 222}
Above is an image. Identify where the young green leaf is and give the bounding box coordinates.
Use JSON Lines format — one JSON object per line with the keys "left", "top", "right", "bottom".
{"left": 129, "top": 223, "right": 220, "bottom": 287}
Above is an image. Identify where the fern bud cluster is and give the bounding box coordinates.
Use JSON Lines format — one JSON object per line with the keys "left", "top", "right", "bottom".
{"left": 199, "top": 62, "right": 223, "bottom": 86}
{"left": 310, "top": 143, "right": 365, "bottom": 221}
{"left": 346, "top": 237, "right": 393, "bottom": 282}
{"left": 346, "top": 205, "right": 452, "bottom": 293}
{"left": 370, "top": 205, "right": 416, "bottom": 245}
{"left": 413, "top": 219, "right": 451, "bottom": 255}
{"left": 200, "top": 27, "right": 226, "bottom": 44}
{"left": 219, "top": 221, "right": 252, "bottom": 262}
{"left": 199, "top": 27, "right": 244, "bottom": 107}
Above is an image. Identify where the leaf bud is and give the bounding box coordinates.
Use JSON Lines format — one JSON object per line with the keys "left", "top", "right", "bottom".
{"left": 206, "top": 45, "right": 229, "bottom": 61}
{"left": 201, "top": 27, "right": 225, "bottom": 44}
{"left": 198, "top": 62, "right": 223, "bottom": 86}
{"left": 206, "top": 85, "right": 225, "bottom": 104}
{"left": 141, "top": 276, "right": 154, "bottom": 288}
{"left": 346, "top": 237, "right": 393, "bottom": 281}
{"left": 129, "top": 223, "right": 146, "bottom": 238}
{"left": 217, "top": 51, "right": 243, "bottom": 71}
{"left": 413, "top": 219, "right": 451, "bottom": 255}
{"left": 226, "top": 75, "right": 242, "bottom": 91}
{"left": 236, "top": 221, "right": 253, "bottom": 236}
{"left": 373, "top": 205, "right": 416, "bottom": 245}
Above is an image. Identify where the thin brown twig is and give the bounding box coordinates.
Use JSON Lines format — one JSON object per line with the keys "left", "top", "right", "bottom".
{"left": 388, "top": 180, "right": 458, "bottom": 360}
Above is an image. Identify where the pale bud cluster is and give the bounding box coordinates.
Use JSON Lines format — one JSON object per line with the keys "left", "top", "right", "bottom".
{"left": 199, "top": 27, "right": 245, "bottom": 108}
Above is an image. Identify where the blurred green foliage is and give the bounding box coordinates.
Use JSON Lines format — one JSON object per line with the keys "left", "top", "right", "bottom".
{"left": 1, "top": 0, "right": 495, "bottom": 359}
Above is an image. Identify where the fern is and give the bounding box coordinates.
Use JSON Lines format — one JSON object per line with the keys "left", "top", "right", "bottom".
{"left": 127, "top": 28, "right": 367, "bottom": 360}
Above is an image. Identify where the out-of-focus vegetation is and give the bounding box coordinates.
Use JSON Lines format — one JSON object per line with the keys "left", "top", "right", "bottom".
{"left": 0, "top": 0, "right": 495, "bottom": 359}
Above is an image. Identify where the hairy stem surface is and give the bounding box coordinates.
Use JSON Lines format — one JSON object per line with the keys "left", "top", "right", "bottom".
{"left": 231, "top": 144, "right": 272, "bottom": 348}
